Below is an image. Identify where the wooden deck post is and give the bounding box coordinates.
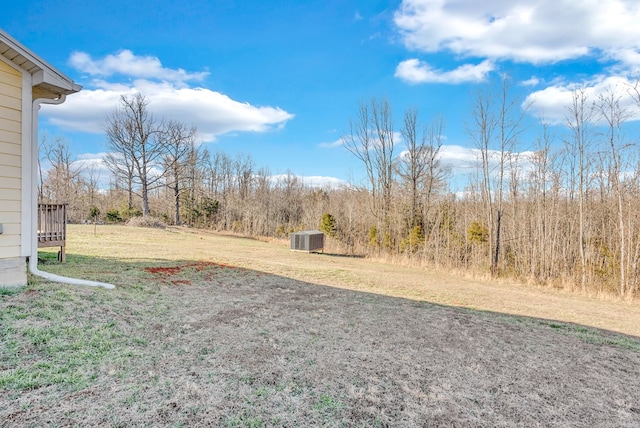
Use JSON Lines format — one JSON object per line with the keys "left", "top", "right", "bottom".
{"left": 37, "top": 203, "right": 67, "bottom": 262}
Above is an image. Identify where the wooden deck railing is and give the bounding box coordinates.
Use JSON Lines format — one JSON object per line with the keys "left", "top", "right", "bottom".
{"left": 37, "top": 203, "right": 67, "bottom": 262}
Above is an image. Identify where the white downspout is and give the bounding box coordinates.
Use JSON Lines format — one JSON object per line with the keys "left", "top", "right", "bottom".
{"left": 29, "top": 96, "right": 115, "bottom": 289}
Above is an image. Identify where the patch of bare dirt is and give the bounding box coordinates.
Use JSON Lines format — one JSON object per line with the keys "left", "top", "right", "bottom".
{"left": 145, "top": 266, "right": 183, "bottom": 276}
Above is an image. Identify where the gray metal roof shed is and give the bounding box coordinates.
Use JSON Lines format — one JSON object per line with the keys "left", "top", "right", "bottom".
{"left": 290, "top": 230, "right": 324, "bottom": 253}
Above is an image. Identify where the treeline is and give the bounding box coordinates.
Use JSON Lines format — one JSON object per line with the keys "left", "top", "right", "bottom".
{"left": 38, "top": 80, "right": 640, "bottom": 297}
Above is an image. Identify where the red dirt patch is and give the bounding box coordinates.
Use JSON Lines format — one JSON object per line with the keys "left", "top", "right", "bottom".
{"left": 144, "top": 266, "right": 182, "bottom": 276}
{"left": 144, "top": 262, "right": 238, "bottom": 277}
{"left": 188, "top": 261, "right": 237, "bottom": 270}
{"left": 143, "top": 262, "right": 240, "bottom": 284}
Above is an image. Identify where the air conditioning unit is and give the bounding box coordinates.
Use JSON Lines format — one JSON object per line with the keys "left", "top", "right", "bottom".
{"left": 290, "top": 230, "right": 324, "bottom": 253}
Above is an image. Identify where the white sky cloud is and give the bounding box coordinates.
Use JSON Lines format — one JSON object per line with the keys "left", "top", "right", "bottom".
{"left": 69, "top": 50, "right": 208, "bottom": 84}
{"left": 521, "top": 77, "right": 541, "bottom": 87}
{"left": 433, "top": 144, "right": 537, "bottom": 189}
{"left": 525, "top": 75, "right": 640, "bottom": 124}
{"left": 394, "top": 0, "right": 640, "bottom": 65}
{"left": 298, "top": 176, "right": 348, "bottom": 189}
{"left": 268, "top": 174, "right": 348, "bottom": 189}
{"left": 318, "top": 138, "right": 345, "bottom": 148}
{"left": 41, "top": 50, "right": 294, "bottom": 142}
{"left": 395, "top": 58, "right": 494, "bottom": 84}
{"left": 392, "top": 0, "right": 640, "bottom": 130}
{"left": 76, "top": 152, "right": 109, "bottom": 169}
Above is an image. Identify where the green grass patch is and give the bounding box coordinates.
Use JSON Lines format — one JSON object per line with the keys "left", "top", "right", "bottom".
{"left": 0, "top": 267, "right": 160, "bottom": 392}
{"left": 0, "top": 287, "right": 23, "bottom": 297}
{"left": 1, "top": 249, "right": 225, "bottom": 395}
{"left": 0, "top": 311, "right": 130, "bottom": 390}
{"left": 483, "top": 309, "right": 640, "bottom": 352}
{"left": 539, "top": 320, "right": 640, "bottom": 351}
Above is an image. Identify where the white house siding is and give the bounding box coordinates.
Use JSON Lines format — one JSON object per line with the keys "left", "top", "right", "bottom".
{"left": 0, "top": 58, "right": 25, "bottom": 286}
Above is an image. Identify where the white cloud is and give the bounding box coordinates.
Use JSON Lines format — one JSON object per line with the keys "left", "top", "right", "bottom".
{"left": 525, "top": 75, "right": 640, "bottom": 124}
{"left": 395, "top": 58, "right": 494, "bottom": 84}
{"left": 300, "top": 176, "right": 348, "bottom": 189}
{"left": 394, "top": 0, "right": 640, "bottom": 66}
{"left": 76, "top": 152, "right": 108, "bottom": 168}
{"left": 432, "top": 144, "right": 482, "bottom": 180}
{"left": 430, "top": 144, "right": 537, "bottom": 190}
{"left": 318, "top": 137, "right": 345, "bottom": 148}
{"left": 69, "top": 50, "right": 208, "bottom": 84}
{"left": 41, "top": 51, "right": 294, "bottom": 142}
{"left": 269, "top": 174, "right": 348, "bottom": 189}
{"left": 521, "top": 77, "right": 541, "bottom": 87}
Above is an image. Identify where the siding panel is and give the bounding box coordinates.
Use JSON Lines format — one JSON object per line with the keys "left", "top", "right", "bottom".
{"left": 0, "top": 234, "right": 20, "bottom": 246}
{"left": 0, "top": 222, "right": 20, "bottom": 235}
{"left": 0, "top": 177, "right": 20, "bottom": 190}
{"left": 0, "top": 58, "right": 22, "bottom": 258}
{"left": 0, "top": 118, "right": 20, "bottom": 134}
{"left": 0, "top": 140, "right": 20, "bottom": 156}
{"left": 0, "top": 61, "right": 21, "bottom": 78}
{"left": 0, "top": 188, "right": 20, "bottom": 201}
{"left": 0, "top": 152, "right": 20, "bottom": 167}
{"left": 0, "top": 107, "right": 20, "bottom": 122}
{"left": 0, "top": 246, "right": 22, "bottom": 259}
{"left": 1, "top": 199, "right": 20, "bottom": 210}
{"left": 0, "top": 80, "right": 21, "bottom": 99}
{"left": 0, "top": 211, "right": 20, "bottom": 223}
{"left": 0, "top": 165, "right": 20, "bottom": 179}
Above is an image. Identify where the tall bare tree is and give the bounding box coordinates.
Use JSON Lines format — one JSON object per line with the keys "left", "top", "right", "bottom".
{"left": 344, "top": 98, "right": 396, "bottom": 249}
{"left": 598, "top": 86, "right": 631, "bottom": 295}
{"left": 39, "top": 136, "right": 84, "bottom": 211}
{"left": 103, "top": 128, "right": 135, "bottom": 211}
{"left": 469, "top": 76, "right": 527, "bottom": 275}
{"left": 162, "top": 120, "right": 197, "bottom": 225}
{"left": 469, "top": 85, "right": 498, "bottom": 272}
{"left": 398, "top": 109, "right": 445, "bottom": 230}
{"left": 564, "top": 88, "right": 596, "bottom": 290}
{"left": 104, "top": 93, "right": 169, "bottom": 216}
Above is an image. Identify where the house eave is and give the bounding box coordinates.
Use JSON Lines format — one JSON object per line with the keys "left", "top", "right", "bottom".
{"left": 33, "top": 69, "right": 82, "bottom": 97}
{"left": 0, "top": 29, "right": 81, "bottom": 98}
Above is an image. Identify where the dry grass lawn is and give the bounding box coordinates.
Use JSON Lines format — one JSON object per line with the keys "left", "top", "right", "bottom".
{"left": 2, "top": 224, "right": 640, "bottom": 426}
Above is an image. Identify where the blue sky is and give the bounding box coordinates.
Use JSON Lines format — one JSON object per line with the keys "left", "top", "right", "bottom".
{"left": 3, "top": 0, "right": 640, "bottom": 188}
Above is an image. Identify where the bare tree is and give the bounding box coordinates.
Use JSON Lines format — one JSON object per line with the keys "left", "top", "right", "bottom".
{"left": 468, "top": 85, "right": 498, "bottom": 272}
{"left": 528, "top": 120, "right": 557, "bottom": 281}
{"left": 564, "top": 88, "right": 596, "bottom": 290}
{"left": 162, "top": 120, "right": 197, "bottom": 225}
{"left": 234, "top": 153, "right": 255, "bottom": 202}
{"left": 104, "top": 93, "right": 170, "bottom": 216}
{"left": 40, "top": 136, "right": 83, "bottom": 202}
{"left": 103, "top": 130, "right": 135, "bottom": 211}
{"left": 344, "top": 98, "right": 396, "bottom": 249}
{"left": 398, "top": 109, "right": 445, "bottom": 228}
{"left": 495, "top": 76, "right": 528, "bottom": 273}
{"left": 469, "top": 76, "right": 527, "bottom": 275}
{"left": 598, "top": 86, "right": 631, "bottom": 295}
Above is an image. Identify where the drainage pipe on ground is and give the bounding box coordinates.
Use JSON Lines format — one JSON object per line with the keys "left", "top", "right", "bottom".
{"left": 28, "top": 95, "right": 115, "bottom": 290}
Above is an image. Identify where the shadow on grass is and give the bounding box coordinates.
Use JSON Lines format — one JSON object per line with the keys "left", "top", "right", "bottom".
{"left": 35, "top": 249, "right": 640, "bottom": 348}
{"left": 317, "top": 252, "right": 366, "bottom": 259}
{"left": 3, "top": 249, "right": 640, "bottom": 426}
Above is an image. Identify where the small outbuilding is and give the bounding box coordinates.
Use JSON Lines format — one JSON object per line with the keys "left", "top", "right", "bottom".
{"left": 290, "top": 230, "right": 324, "bottom": 253}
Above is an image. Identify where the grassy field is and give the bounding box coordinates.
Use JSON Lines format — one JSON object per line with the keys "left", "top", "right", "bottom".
{"left": 2, "top": 224, "right": 640, "bottom": 426}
